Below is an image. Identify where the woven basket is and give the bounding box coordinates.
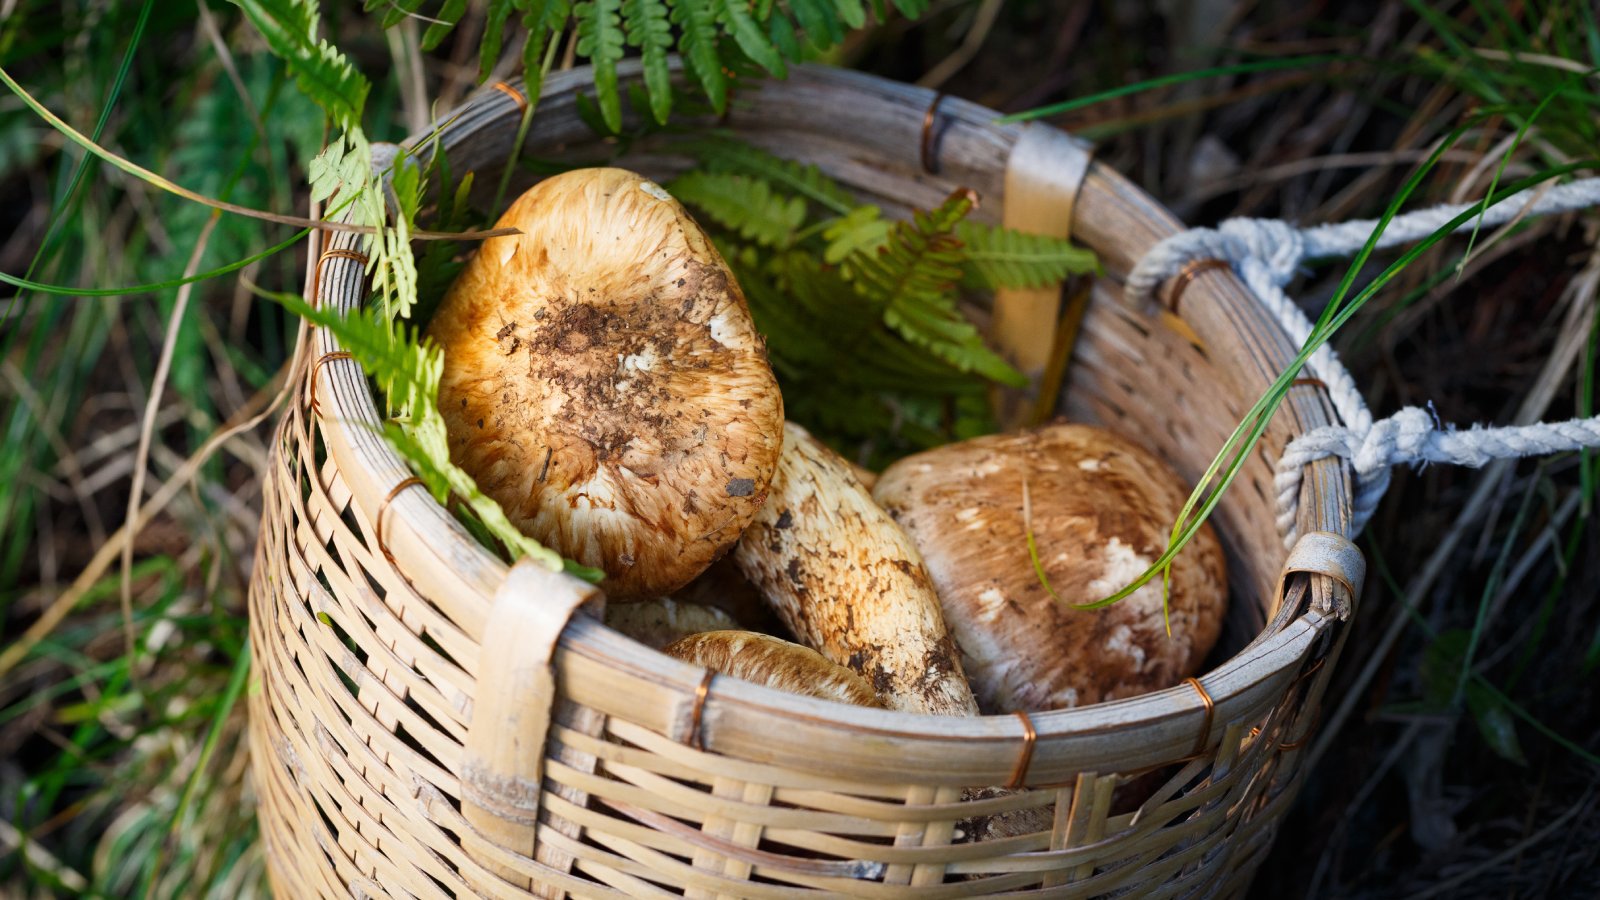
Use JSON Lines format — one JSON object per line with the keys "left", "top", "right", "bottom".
{"left": 249, "top": 62, "right": 1366, "bottom": 898}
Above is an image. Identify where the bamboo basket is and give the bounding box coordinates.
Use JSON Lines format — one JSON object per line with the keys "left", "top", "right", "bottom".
{"left": 249, "top": 62, "right": 1366, "bottom": 898}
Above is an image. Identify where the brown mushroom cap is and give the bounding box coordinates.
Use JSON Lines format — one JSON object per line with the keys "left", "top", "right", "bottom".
{"left": 873, "top": 423, "right": 1227, "bottom": 712}
{"left": 427, "top": 168, "right": 783, "bottom": 599}
{"left": 604, "top": 598, "right": 740, "bottom": 651}
{"left": 733, "top": 421, "right": 979, "bottom": 717}
{"left": 664, "top": 631, "right": 885, "bottom": 708}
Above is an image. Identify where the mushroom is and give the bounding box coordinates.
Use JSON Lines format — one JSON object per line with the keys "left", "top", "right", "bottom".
{"left": 664, "top": 631, "right": 884, "bottom": 708}
{"left": 732, "top": 421, "right": 979, "bottom": 717}
{"left": 605, "top": 598, "right": 740, "bottom": 650}
{"left": 427, "top": 167, "right": 784, "bottom": 600}
{"left": 873, "top": 423, "right": 1227, "bottom": 713}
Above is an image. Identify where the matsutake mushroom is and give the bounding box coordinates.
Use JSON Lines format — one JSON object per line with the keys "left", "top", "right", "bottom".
{"left": 664, "top": 631, "right": 884, "bottom": 708}
{"left": 732, "top": 421, "right": 980, "bottom": 717}
{"left": 605, "top": 597, "right": 740, "bottom": 651}
{"left": 873, "top": 423, "right": 1227, "bottom": 713}
{"left": 427, "top": 168, "right": 784, "bottom": 600}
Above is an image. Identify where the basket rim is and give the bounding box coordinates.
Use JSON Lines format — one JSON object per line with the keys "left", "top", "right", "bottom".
{"left": 302, "top": 61, "right": 1355, "bottom": 783}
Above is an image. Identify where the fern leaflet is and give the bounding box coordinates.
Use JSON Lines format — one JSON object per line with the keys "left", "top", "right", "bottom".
{"left": 668, "top": 0, "right": 728, "bottom": 112}
{"left": 955, "top": 221, "right": 1099, "bottom": 289}
{"left": 622, "top": 0, "right": 674, "bottom": 124}
{"left": 576, "top": 0, "right": 626, "bottom": 132}
{"left": 670, "top": 171, "right": 806, "bottom": 248}
{"left": 230, "top": 0, "right": 370, "bottom": 132}
{"left": 675, "top": 135, "right": 856, "bottom": 214}
{"left": 839, "top": 190, "right": 1025, "bottom": 387}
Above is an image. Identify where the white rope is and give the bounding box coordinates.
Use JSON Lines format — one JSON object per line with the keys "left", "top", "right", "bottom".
{"left": 1126, "top": 176, "right": 1600, "bottom": 546}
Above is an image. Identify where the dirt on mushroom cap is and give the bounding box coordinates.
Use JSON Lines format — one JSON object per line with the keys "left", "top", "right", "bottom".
{"left": 873, "top": 423, "right": 1228, "bottom": 713}
{"left": 427, "top": 168, "right": 783, "bottom": 600}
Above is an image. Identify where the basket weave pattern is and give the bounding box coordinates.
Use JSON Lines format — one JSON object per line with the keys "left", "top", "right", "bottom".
{"left": 248, "top": 64, "right": 1358, "bottom": 898}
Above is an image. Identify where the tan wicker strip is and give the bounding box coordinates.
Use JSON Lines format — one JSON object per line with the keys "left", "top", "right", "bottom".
{"left": 685, "top": 670, "right": 714, "bottom": 752}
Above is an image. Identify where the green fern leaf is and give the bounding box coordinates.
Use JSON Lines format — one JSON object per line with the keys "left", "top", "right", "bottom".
{"left": 890, "top": 0, "right": 928, "bottom": 17}
{"left": 768, "top": 11, "right": 802, "bottom": 60}
{"left": 832, "top": 0, "right": 866, "bottom": 28}
{"left": 840, "top": 191, "right": 1025, "bottom": 387}
{"left": 714, "top": 0, "right": 786, "bottom": 76}
{"left": 955, "top": 221, "right": 1098, "bottom": 289}
{"left": 479, "top": 0, "right": 517, "bottom": 80}
{"left": 789, "top": 0, "right": 843, "bottom": 48}
{"left": 421, "top": 0, "right": 468, "bottom": 50}
{"left": 576, "top": 0, "right": 626, "bottom": 132}
{"left": 670, "top": 172, "right": 806, "bottom": 247}
{"left": 823, "top": 205, "right": 890, "bottom": 263}
{"left": 622, "top": 0, "right": 674, "bottom": 124}
{"left": 230, "top": 0, "right": 370, "bottom": 131}
{"left": 667, "top": 0, "right": 726, "bottom": 112}
{"left": 676, "top": 136, "right": 856, "bottom": 214}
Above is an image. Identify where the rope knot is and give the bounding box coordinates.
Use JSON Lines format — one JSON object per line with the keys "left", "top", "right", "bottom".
{"left": 1351, "top": 406, "right": 1434, "bottom": 474}
{"left": 1216, "top": 218, "right": 1305, "bottom": 287}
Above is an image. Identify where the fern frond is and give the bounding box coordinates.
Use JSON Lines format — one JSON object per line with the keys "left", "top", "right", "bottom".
{"left": 713, "top": 0, "right": 786, "bottom": 76}
{"left": 670, "top": 171, "right": 806, "bottom": 248}
{"left": 576, "top": 0, "right": 626, "bottom": 132}
{"left": 955, "top": 221, "right": 1098, "bottom": 289}
{"left": 832, "top": 0, "right": 866, "bottom": 29}
{"left": 230, "top": 0, "right": 370, "bottom": 131}
{"left": 788, "top": 0, "right": 844, "bottom": 49}
{"left": 667, "top": 0, "right": 726, "bottom": 112}
{"left": 268, "top": 290, "right": 598, "bottom": 579}
{"left": 479, "top": 0, "right": 517, "bottom": 80}
{"left": 421, "top": 0, "right": 469, "bottom": 50}
{"left": 678, "top": 136, "right": 856, "bottom": 214}
{"left": 622, "top": 0, "right": 674, "bottom": 124}
{"left": 822, "top": 205, "right": 890, "bottom": 263}
{"left": 839, "top": 190, "right": 1025, "bottom": 387}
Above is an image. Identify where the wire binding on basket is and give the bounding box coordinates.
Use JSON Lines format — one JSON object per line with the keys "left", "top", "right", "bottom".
{"left": 1183, "top": 677, "right": 1216, "bottom": 757}
{"left": 920, "top": 92, "right": 947, "bottom": 175}
{"left": 313, "top": 249, "right": 370, "bottom": 311}
{"left": 491, "top": 81, "right": 529, "bottom": 112}
{"left": 1292, "top": 377, "right": 1329, "bottom": 391}
{"left": 685, "top": 670, "right": 715, "bottom": 752}
{"left": 1165, "top": 258, "right": 1231, "bottom": 312}
{"left": 308, "top": 351, "right": 354, "bottom": 417}
{"left": 375, "top": 476, "right": 425, "bottom": 564}
{"left": 1007, "top": 711, "right": 1038, "bottom": 790}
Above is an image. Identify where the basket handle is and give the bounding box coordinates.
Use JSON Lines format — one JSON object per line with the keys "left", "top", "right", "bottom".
{"left": 990, "top": 124, "right": 1093, "bottom": 429}
{"left": 461, "top": 558, "right": 605, "bottom": 892}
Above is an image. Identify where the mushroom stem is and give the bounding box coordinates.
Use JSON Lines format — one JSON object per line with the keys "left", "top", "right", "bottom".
{"left": 732, "top": 422, "right": 979, "bottom": 717}
{"left": 664, "top": 631, "right": 885, "bottom": 709}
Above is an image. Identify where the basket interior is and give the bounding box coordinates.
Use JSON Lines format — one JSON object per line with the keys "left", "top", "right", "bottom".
{"left": 420, "top": 90, "right": 1289, "bottom": 671}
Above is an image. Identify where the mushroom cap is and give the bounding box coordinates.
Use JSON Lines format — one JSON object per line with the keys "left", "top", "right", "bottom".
{"left": 427, "top": 168, "right": 784, "bottom": 599}
{"left": 664, "top": 631, "right": 885, "bottom": 708}
{"left": 733, "top": 421, "right": 979, "bottom": 717}
{"left": 604, "top": 597, "right": 740, "bottom": 651}
{"left": 873, "top": 423, "right": 1227, "bottom": 712}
